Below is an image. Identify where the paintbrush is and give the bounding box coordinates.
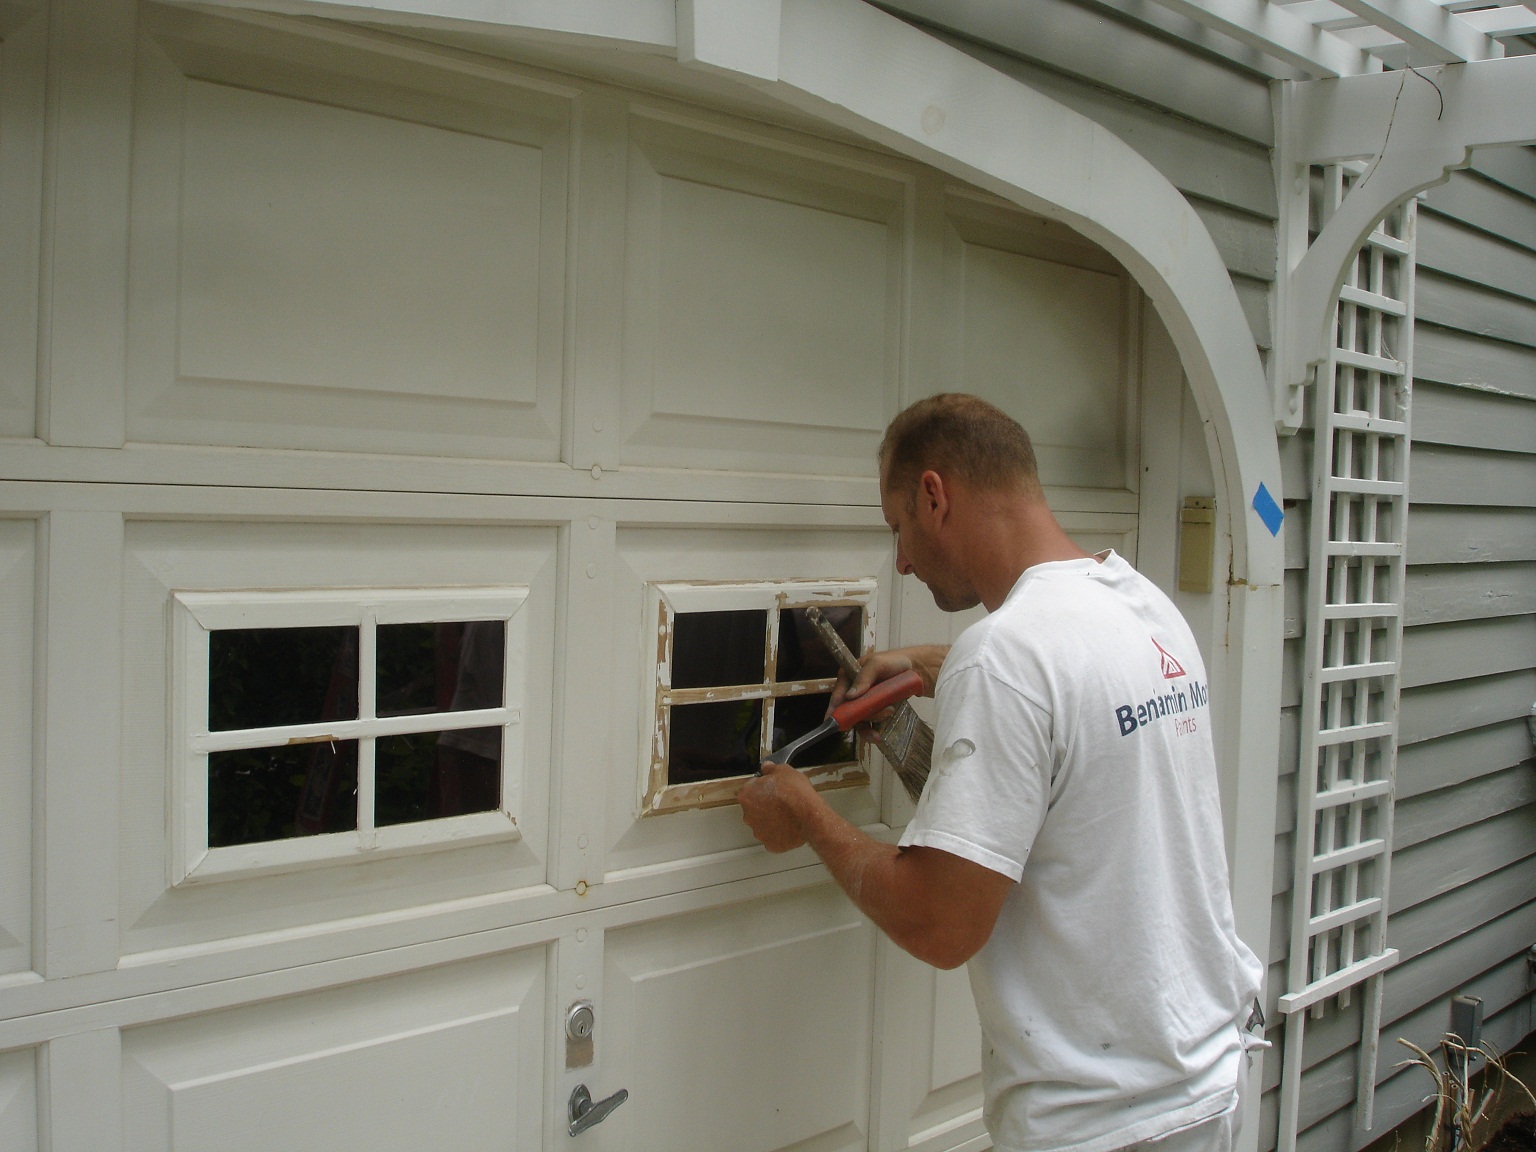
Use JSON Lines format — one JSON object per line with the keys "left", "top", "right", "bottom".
{"left": 805, "top": 607, "right": 934, "bottom": 803}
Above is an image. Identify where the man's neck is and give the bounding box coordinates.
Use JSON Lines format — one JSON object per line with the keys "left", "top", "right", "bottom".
{"left": 960, "top": 497, "right": 1092, "bottom": 612}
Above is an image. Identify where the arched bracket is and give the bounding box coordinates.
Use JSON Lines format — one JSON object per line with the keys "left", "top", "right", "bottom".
{"left": 1273, "top": 54, "right": 1536, "bottom": 431}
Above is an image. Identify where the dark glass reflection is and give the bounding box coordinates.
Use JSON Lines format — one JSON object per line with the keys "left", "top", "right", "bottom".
{"left": 667, "top": 699, "right": 762, "bottom": 784}
{"left": 671, "top": 610, "right": 766, "bottom": 689}
{"left": 776, "top": 607, "right": 864, "bottom": 681}
{"left": 770, "top": 692, "right": 855, "bottom": 767}
{"left": 208, "top": 740, "right": 358, "bottom": 846}
{"left": 377, "top": 621, "right": 505, "bottom": 718}
{"left": 209, "top": 626, "right": 358, "bottom": 731}
{"left": 376, "top": 727, "right": 502, "bottom": 826}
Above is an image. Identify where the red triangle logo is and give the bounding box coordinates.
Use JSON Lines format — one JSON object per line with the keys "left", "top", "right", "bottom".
{"left": 1153, "top": 638, "right": 1186, "bottom": 679}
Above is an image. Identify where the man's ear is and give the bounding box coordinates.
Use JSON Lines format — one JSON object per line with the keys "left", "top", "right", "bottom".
{"left": 918, "top": 470, "right": 948, "bottom": 519}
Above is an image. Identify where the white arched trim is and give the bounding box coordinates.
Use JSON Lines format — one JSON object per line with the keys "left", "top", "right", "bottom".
{"left": 177, "top": 0, "right": 1286, "bottom": 1038}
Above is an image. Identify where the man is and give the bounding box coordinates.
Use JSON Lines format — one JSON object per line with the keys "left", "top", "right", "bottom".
{"left": 738, "top": 394, "right": 1263, "bottom": 1152}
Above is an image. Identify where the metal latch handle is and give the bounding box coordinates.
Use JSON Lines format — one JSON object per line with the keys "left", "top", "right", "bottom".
{"left": 568, "top": 1083, "right": 628, "bottom": 1136}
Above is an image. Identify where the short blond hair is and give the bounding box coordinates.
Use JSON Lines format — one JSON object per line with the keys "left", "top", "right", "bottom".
{"left": 879, "top": 394, "right": 1041, "bottom": 499}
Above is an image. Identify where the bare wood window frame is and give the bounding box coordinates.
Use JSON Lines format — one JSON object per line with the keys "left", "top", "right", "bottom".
{"left": 641, "top": 579, "right": 877, "bottom": 816}
{"left": 170, "top": 587, "right": 528, "bottom": 885}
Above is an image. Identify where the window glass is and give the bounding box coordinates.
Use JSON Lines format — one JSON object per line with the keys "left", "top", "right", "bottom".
{"left": 377, "top": 621, "right": 505, "bottom": 717}
{"left": 208, "top": 740, "right": 358, "bottom": 846}
{"left": 209, "top": 626, "right": 358, "bottom": 730}
{"left": 775, "top": 606, "right": 863, "bottom": 681}
{"left": 375, "top": 727, "right": 502, "bottom": 826}
{"left": 667, "top": 699, "right": 762, "bottom": 784}
{"left": 671, "top": 610, "right": 766, "bottom": 689}
{"left": 770, "top": 692, "right": 854, "bottom": 766}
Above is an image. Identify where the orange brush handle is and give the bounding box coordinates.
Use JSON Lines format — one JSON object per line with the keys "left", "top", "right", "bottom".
{"left": 829, "top": 669, "right": 924, "bottom": 730}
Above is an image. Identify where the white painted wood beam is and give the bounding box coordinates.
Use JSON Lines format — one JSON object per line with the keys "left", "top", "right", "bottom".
{"left": 1277, "top": 54, "right": 1536, "bottom": 403}
{"left": 1327, "top": 0, "right": 1502, "bottom": 61}
{"left": 1141, "top": 0, "right": 1373, "bottom": 76}
{"left": 1459, "top": 5, "right": 1536, "bottom": 36}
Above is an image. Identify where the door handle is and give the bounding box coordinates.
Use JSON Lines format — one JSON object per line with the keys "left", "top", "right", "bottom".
{"left": 568, "top": 1083, "right": 628, "bottom": 1136}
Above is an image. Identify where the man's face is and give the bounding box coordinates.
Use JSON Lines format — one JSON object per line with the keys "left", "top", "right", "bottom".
{"left": 880, "top": 466, "right": 980, "bottom": 613}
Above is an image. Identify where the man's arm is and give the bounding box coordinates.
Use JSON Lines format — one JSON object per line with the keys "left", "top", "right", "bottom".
{"left": 738, "top": 762, "right": 1011, "bottom": 970}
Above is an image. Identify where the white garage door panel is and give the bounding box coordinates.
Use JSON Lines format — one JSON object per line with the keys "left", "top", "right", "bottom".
{"left": 178, "top": 80, "right": 543, "bottom": 404}
{"left": 118, "top": 520, "right": 556, "bottom": 955}
{"left": 0, "top": 520, "right": 33, "bottom": 976}
{"left": 621, "top": 114, "right": 904, "bottom": 475}
{"left": 0, "top": 1048, "right": 38, "bottom": 1152}
{"left": 604, "top": 886, "right": 874, "bottom": 1151}
{"left": 945, "top": 194, "right": 1134, "bottom": 493}
{"left": 123, "top": 950, "right": 544, "bottom": 1152}
{"left": 604, "top": 527, "right": 890, "bottom": 877}
{"left": 127, "top": 9, "right": 569, "bottom": 459}
{"left": 907, "top": 965, "right": 983, "bottom": 1138}
{"left": 0, "top": 8, "right": 45, "bottom": 439}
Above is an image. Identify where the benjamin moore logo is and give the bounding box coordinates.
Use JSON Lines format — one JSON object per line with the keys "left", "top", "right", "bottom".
{"left": 1153, "top": 638, "right": 1186, "bottom": 679}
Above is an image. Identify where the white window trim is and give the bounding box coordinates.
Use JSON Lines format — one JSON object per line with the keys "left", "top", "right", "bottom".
{"left": 640, "top": 578, "right": 878, "bottom": 815}
{"left": 170, "top": 586, "right": 528, "bottom": 885}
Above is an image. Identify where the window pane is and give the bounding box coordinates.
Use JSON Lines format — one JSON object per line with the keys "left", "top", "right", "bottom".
{"left": 671, "top": 610, "right": 766, "bottom": 689}
{"left": 377, "top": 621, "right": 505, "bottom": 718}
{"left": 208, "top": 740, "right": 358, "bottom": 847}
{"left": 776, "top": 606, "right": 863, "bottom": 681}
{"left": 209, "top": 626, "right": 358, "bottom": 731}
{"left": 667, "top": 699, "right": 762, "bottom": 784}
{"left": 771, "top": 693, "right": 855, "bottom": 767}
{"left": 375, "top": 727, "right": 502, "bottom": 826}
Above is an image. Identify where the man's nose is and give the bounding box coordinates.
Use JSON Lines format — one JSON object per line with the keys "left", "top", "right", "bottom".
{"left": 894, "top": 541, "right": 913, "bottom": 576}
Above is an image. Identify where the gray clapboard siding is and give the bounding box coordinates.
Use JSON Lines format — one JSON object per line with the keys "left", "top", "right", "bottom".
{"left": 1389, "top": 852, "right": 1536, "bottom": 961}
{"left": 1280, "top": 433, "right": 1311, "bottom": 500}
{"left": 1415, "top": 323, "right": 1536, "bottom": 399}
{"left": 1394, "top": 764, "right": 1536, "bottom": 850}
{"left": 1406, "top": 505, "right": 1536, "bottom": 564}
{"left": 1397, "top": 719, "right": 1536, "bottom": 798}
{"left": 1417, "top": 272, "right": 1536, "bottom": 347}
{"left": 1418, "top": 169, "right": 1536, "bottom": 253}
{"left": 1410, "top": 445, "right": 1536, "bottom": 509}
{"left": 1471, "top": 146, "right": 1536, "bottom": 200}
{"left": 1416, "top": 211, "right": 1536, "bottom": 304}
{"left": 1388, "top": 803, "right": 1536, "bottom": 915}
{"left": 1398, "top": 668, "right": 1536, "bottom": 744}
{"left": 881, "top": 0, "right": 1274, "bottom": 145}
{"left": 1288, "top": 943, "right": 1536, "bottom": 1152}
{"left": 1412, "top": 380, "right": 1536, "bottom": 453}
{"left": 926, "top": 28, "right": 1278, "bottom": 218}
{"left": 1404, "top": 561, "right": 1536, "bottom": 625}
{"left": 1189, "top": 195, "right": 1277, "bottom": 282}
{"left": 1401, "top": 614, "right": 1536, "bottom": 687}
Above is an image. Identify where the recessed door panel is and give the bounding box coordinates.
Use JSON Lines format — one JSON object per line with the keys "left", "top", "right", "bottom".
{"left": 127, "top": 10, "right": 570, "bottom": 459}
{"left": 603, "top": 887, "right": 875, "bottom": 1151}
{"left": 621, "top": 114, "right": 906, "bottom": 475}
{"left": 0, "top": 8, "right": 45, "bottom": 438}
{"left": 122, "top": 949, "right": 545, "bottom": 1152}
{"left": 0, "top": 1048, "right": 37, "bottom": 1152}
{"left": 0, "top": 520, "right": 33, "bottom": 977}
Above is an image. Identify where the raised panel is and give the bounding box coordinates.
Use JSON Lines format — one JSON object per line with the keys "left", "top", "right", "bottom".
{"left": 603, "top": 886, "right": 874, "bottom": 1151}
{"left": 0, "top": 6, "right": 45, "bottom": 438}
{"left": 621, "top": 113, "right": 907, "bottom": 475}
{"left": 0, "top": 1047, "right": 37, "bottom": 1152}
{"left": 127, "top": 10, "right": 569, "bottom": 459}
{"left": 0, "top": 520, "right": 33, "bottom": 975}
{"left": 118, "top": 520, "right": 557, "bottom": 956}
{"left": 604, "top": 526, "right": 890, "bottom": 878}
{"left": 122, "top": 949, "right": 544, "bottom": 1152}
{"left": 944, "top": 191, "right": 1135, "bottom": 491}
{"left": 902, "top": 965, "right": 984, "bottom": 1142}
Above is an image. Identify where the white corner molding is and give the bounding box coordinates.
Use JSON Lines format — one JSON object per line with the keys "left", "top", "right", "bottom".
{"left": 1274, "top": 53, "right": 1536, "bottom": 428}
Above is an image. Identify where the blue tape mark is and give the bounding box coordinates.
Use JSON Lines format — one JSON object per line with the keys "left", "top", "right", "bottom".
{"left": 1252, "top": 482, "right": 1284, "bottom": 537}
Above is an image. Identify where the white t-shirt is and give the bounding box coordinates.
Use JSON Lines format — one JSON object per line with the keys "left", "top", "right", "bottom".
{"left": 898, "top": 552, "right": 1263, "bottom": 1152}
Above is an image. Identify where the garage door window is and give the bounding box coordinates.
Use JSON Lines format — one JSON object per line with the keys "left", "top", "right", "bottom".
{"left": 173, "top": 589, "right": 526, "bottom": 883}
{"left": 643, "top": 581, "right": 874, "bottom": 814}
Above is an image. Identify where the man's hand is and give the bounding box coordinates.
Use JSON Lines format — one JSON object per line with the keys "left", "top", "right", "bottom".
{"left": 830, "top": 644, "right": 950, "bottom": 713}
{"left": 738, "top": 761, "right": 818, "bottom": 852}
